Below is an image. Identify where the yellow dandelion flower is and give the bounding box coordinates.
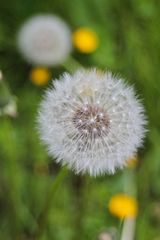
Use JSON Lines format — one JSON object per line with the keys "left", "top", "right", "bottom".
{"left": 126, "top": 155, "right": 138, "bottom": 168}
{"left": 30, "top": 67, "right": 51, "bottom": 86}
{"left": 108, "top": 194, "right": 138, "bottom": 219}
{"left": 73, "top": 27, "right": 99, "bottom": 53}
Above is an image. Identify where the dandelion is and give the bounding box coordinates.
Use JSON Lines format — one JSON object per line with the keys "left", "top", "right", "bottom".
{"left": 37, "top": 69, "right": 146, "bottom": 176}
{"left": 73, "top": 27, "right": 99, "bottom": 53}
{"left": 108, "top": 194, "right": 138, "bottom": 218}
{"left": 17, "top": 15, "right": 72, "bottom": 66}
{"left": 30, "top": 67, "right": 51, "bottom": 86}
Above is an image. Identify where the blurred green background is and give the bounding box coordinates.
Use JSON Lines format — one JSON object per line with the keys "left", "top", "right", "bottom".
{"left": 0, "top": 0, "right": 160, "bottom": 239}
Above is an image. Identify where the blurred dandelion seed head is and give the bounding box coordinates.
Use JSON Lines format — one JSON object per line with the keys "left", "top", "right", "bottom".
{"left": 37, "top": 69, "right": 147, "bottom": 176}
{"left": 98, "top": 228, "right": 117, "bottom": 240}
{"left": 98, "top": 232, "right": 112, "bottom": 240}
{"left": 17, "top": 15, "right": 72, "bottom": 66}
{"left": 72, "top": 104, "right": 110, "bottom": 138}
{"left": 4, "top": 99, "right": 18, "bottom": 117}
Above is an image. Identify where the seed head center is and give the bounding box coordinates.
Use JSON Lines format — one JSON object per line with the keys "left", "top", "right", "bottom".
{"left": 73, "top": 104, "right": 110, "bottom": 138}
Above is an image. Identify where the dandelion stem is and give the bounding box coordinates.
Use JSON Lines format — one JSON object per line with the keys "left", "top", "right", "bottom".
{"left": 123, "top": 169, "right": 137, "bottom": 196}
{"left": 118, "top": 218, "right": 124, "bottom": 236}
{"left": 120, "top": 169, "right": 137, "bottom": 240}
{"left": 62, "top": 56, "right": 83, "bottom": 73}
{"left": 72, "top": 175, "right": 85, "bottom": 240}
{"left": 120, "top": 218, "right": 136, "bottom": 240}
{"left": 34, "top": 167, "right": 68, "bottom": 240}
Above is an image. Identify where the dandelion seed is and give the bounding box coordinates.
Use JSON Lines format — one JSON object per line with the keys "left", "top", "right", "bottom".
{"left": 37, "top": 69, "right": 147, "bottom": 176}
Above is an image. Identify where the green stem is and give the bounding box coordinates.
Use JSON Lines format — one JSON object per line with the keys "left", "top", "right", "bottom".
{"left": 34, "top": 167, "right": 68, "bottom": 240}
{"left": 72, "top": 175, "right": 85, "bottom": 240}
{"left": 123, "top": 169, "right": 137, "bottom": 196}
{"left": 120, "top": 218, "right": 136, "bottom": 240}
{"left": 120, "top": 169, "right": 137, "bottom": 240}
{"left": 118, "top": 218, "right": 124, "bottom": 239}
{"left": 62, "top": 56, "right": 83, "bottom": 73}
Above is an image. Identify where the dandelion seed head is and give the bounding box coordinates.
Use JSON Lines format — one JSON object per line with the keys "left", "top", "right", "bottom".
{"left": 17, "top": 15, "right": 72, "bottom": 66}
{"left": 37, "top": 69, "right": 147, "bottom": 176}
{"left": 73, "top": 104, "right": 110, "bottom": 138}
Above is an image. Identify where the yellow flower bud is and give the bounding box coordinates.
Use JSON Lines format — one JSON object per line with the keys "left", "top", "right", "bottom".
{"left": 108, "top": 194, "right": 138, "bottom": 219}
{"left": 30, "top": 67, "right": 51, "bottom": 86}
{"left": 126, "top": 155, "right": 138, "bottom": 168}
{"left": 73, "top": 27, "right": 99, "bottom": 53}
